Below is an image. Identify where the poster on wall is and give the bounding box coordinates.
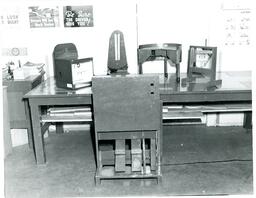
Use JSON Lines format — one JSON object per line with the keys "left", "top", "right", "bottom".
{"left": 63, "top": 6, "right": 93, "bottom": 27}
{"left": 29, "top": 6, "right": 60, "bottom": 28}
{"left": 222, "top": 0, "right": 251, "bottom": 46}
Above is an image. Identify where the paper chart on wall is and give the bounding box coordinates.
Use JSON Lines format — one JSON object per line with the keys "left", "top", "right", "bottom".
{"left": 223, "top": 9, "right": 251, "bottom": 46}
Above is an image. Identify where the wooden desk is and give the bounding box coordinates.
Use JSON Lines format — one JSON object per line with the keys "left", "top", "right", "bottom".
{"left": 24, "top": 71, "right": 252, "bottom": 164}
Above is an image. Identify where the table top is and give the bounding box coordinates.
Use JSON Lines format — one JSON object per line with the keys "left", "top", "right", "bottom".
{"left": 24, "top": 77, "right": 92, "bottom": 98}
{"left": 24, "top": 71, "right": 251, "bottom": 101}
{"left": 160, "top": 71, "right": 251, "bottom": 93}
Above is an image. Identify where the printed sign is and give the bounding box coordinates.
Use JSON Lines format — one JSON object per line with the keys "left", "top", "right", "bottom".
{"left": 63, "top": 6, "right": 93, "bottom": 27}
{"left": 29, "top": 6, "right": 60, "bottom": 28}
{"left": 0, "top": 6, "right": 21, "bottom": 27}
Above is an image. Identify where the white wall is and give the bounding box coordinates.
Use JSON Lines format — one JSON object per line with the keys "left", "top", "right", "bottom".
{"left": 137, "top": 0, "right": 254, "bottom": 73}
{"left": 137, "top": 0, "right": 210, "bottom": 73}
{"left": 0, "top": 0, "right": 254, "bottom": 77}
{"left": 207, "top": 0, "right": 254, "bottom": 72}
{"left": 0, "top": 0, "right": 138, "bottom": 77}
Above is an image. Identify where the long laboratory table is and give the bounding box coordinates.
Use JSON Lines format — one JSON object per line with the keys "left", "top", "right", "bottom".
{"left": 24, "top": 71, "right": 252, "bottom": 164}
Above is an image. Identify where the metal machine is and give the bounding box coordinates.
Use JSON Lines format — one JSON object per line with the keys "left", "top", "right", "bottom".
{"left": 53, "top": 43, "right": 94, "bottom": 89}
{"left": 92, "top": 74, "right": 162, "bottom": 184}
{"left": 182, "top": 45, "right": 222, "bottom": 90}
{"left": 137, "top": 43, "right": 182, "bottom": 82}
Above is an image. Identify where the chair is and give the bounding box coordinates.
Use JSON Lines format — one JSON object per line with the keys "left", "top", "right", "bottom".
{"left": 92, "top": 74, "right": 162, "bottom": 184}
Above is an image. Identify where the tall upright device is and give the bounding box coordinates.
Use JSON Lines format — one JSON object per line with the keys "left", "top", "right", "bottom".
{"left": 107, "top": 30, "right": 128, "bottom": 74}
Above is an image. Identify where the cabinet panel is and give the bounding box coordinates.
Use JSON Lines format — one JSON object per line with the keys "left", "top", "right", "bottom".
{"left": 8, "top": 92, "right": 26, "bottom": 122}
{"left": 3, "top": 74, "right": 44, "bottom": 129}
{"left": 93, "top": 75, "right": 160, "bottom": 132}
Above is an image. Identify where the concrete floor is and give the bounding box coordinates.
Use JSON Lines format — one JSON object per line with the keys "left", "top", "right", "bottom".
{"left": 4, "top": 125, "right": 253, "bottom": 197}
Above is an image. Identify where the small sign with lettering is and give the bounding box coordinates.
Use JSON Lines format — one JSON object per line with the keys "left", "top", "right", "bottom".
{"left": 0, "top": 6, "right": 21, "bottom": 27}
{"left": 63, "top": 6, "right": 93, "bottom": 27}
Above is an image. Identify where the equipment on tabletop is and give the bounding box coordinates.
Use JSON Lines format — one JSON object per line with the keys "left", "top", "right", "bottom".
{"left": 182, "top": 45, "right": 222, "bottom": 89}
{"left": 53, "top": 43, "right": 94, "bottom": 89}
{"left": 107, "top": 30, "right": 128, "bottom": 74}
{"left": 137, "top": 43, "right": 182, "bottom": 82}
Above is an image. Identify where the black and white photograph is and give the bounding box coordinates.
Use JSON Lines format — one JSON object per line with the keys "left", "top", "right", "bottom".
{"left": 0, "top": 0, "right": 254, "bottom": 197}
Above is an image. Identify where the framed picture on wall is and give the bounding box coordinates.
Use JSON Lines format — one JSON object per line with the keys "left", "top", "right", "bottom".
{"left": 63, "top": 5, "right": 93, "bottom": 28}
{"left": 28, "top": 6, "right": 60, "bottom": 28}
